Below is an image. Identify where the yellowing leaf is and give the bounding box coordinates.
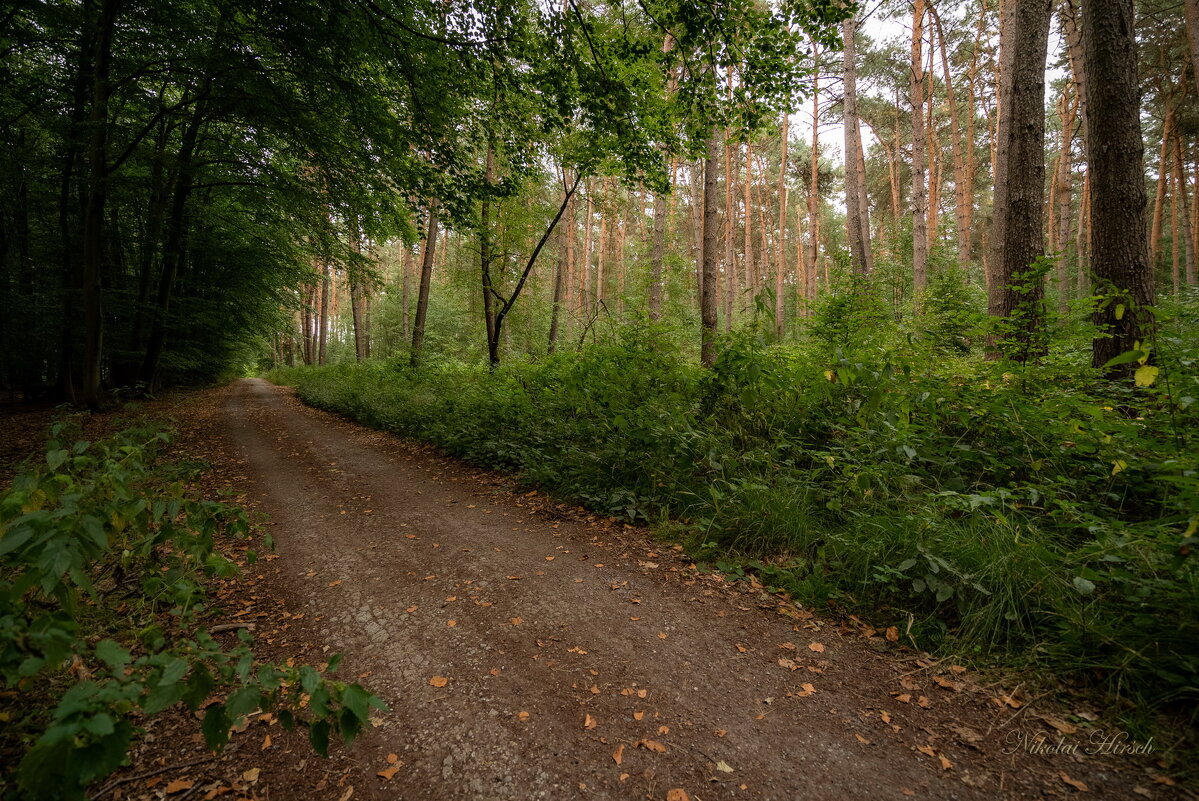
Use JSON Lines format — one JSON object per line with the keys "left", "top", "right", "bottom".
{"left": 241, "top": 768, "right": 261, "bottom": 783}
{"left": 1134, "top": 364, "right": 1159, "bottom": 387}
{"left": 716, "top": 760, "right": 733, "bottom": 773}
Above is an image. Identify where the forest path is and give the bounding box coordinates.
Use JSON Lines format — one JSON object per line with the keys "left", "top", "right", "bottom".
{"left": 207, "top": 378, "right": 1151, "bottom": 801}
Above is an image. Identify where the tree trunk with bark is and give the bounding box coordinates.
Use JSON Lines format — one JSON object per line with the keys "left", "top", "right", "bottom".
{"left": 700, "top": 130, "right": 721, "bottom": 367}
{"left": 910, "top": 0, "right": 929, "bottom": 294}
{"left": 410, "top": 202, "right": 439, "bottom": 368}
{"left": 1083, "top": 0, "right": 1154, "bottom": 373}
{"left": 842, "top": 16, "right": 872, "bottom": 277}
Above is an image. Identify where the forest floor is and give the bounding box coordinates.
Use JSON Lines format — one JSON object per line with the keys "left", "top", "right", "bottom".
{"left": 16, "top": 379, "right": 1186, "bottom": 801}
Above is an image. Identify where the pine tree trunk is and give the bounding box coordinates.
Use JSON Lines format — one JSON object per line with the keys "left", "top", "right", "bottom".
{"left": 649, "top": 175, "right": 667, "bottom": 320}
{"left": 1083, "top": 0, "right": 1154, "bottom": 373}
{"left": 989, "top": 0, "right": 1053, "bottom": 362}
{"left": 842, "top": 16, "right": 872, "bottom": 277}
{"left": 1174, "top": 135, "right": 1195, "bottom": 293}
{"left": 807, "top": 65, "right": 821, "bottom": 305}
{"left": 700, "top": 129, "right": 721, "bottom": 367}
{"left": 910, "top": 0, "right": 929, "bottom": 294}
{"left": 1151, "top": 106, "right": 1175, "bottom": 271}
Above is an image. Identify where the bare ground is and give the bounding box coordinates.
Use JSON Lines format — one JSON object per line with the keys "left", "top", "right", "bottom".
{"left": 57, "top": 380, "right": 1189, "bottom": 800}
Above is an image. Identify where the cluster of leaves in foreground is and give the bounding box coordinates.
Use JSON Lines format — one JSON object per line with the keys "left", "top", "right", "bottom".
{"left": 0, "top": 424, "right": 383, "bottom": 800}
{"left": 268, "top": 308, "right": 1197, "bottom": 724}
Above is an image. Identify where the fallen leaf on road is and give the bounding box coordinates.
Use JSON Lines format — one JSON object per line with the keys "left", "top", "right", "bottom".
{"left": 658, "top": 632, "right": 668, "bottom": 640}
{"left": 714, "top": 729, "right": 727, "bottom": 737}
{"left": 666, "top": 789, "right": 689, "bottom": 801}
{"left": 489, "top": 668, "right": 502, "bottom": 676}
{"left": 261, "top": 734, "right": 272, "bottom": 750}
{"left": 634, "top": 711, "right": 645, "bottom": 721}
{"left": 612, "top": 744, "right": 625, "bottom": 764}
{"left": 447, "top": 620, "right": 457, "bottom": 627}
{"left": 917, "top": 744, "right": 936, "bottom": 757}
{"left": 658, "top": 726, "right": 670, "bottom": 734}
{"left": 510, "top": 617, "right": 523, "bottom": 625}
{"left": 590, "top": 684, "right": 601, "bottom": 694}
{"left": 949, "top": 664, "right": 967, "bottom": 674}
{"left": 568, "top": 646, "right": 588, "bottom": 654}
{"left": 1044, "top": 717, "right": 1079, "bottom": 735}
{"left": 377, "top": 765, "right": 400, "bottom": 780}
{"left": 777, "top": 658, "right": 798, "bottom": 670}
{"left": 517, "top": 711, "right": 530, "bottom": 721}
{"left": 165, "top": 779, "right": 195, "bottom": 794}
{"left": 735, "top": 643, "right": 747, "bottom": 653}
{"left": 938, "top": 755, "right": 953, "bottom": 771}
{"left": 1059, "top": 772, "right": 1089, "bottom": 792}
{"left": 894, "top": 693, "right": 912, "bottom": 704}
{"left": 716, "top": 760, "right": 733, "bottom": 773}
{"left": 880, "top": 711, "right": 891, "bottom": 724}
{"left": 405, "top": 606, "right": 417, "bottom": 613}
{"left": 885, "top": 626, "right": 899, "bottom": 642}
{"left": 429, "top": 676, "right": 448, "bottom": 687}
{"left": 855, "top": 734, "right": 870, "bottom": 744}
{"left": 808, "top": 642, "right": 825, "bottom": 653}
{"left": 636, "top": 739, "right": 667, "bottom": 753}
{"left": 338, "top": 787, "right": 354, "bottom": 801}
{"left": 242, "top": 768, "right": 261, "bottom": 783}
{"left": 797, "top": 683, "right": 816, "bottom": 697}
{"left": 917, "top": 696, "right": 930, "bottom": 708}
{"left": 584, "top": 713, "right": 597, "bottom": 730}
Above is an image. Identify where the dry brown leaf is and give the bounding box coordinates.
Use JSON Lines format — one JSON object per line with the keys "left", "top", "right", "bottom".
{"left": 777, "top": 658, "right": 798, "bottom": 671}
{"left": 885, "top": 626, "right": 899, "bottom": 642}
{"left": 938, "top": 755, "right": 953, "bottom": 771}
{"left": 377, "top": 765, "right": 400, "bottom": 781}
{"left": 658, "top": 725, "right": 670, "bottom": 735}
{"left": 165, "top": 779, "right": 195, "bottom": 794}
{"left": 517, "top": 710, "right": 530, "bottom": 721}
{"left": 428, "top": 676, "right": 449, "bottom": 688}
{"left": 612, "top": 743, "right": 625, "bottom": 765}
{"left": 894, "top": 693, "right": 912, "bottom": 704}
{"left": 634, "top": 711, "right": 645, "bottom": 721}
{"left": 584, "top": 713, "right": 597, "bottom": 730}
{"left": 242, "top": 768, "right": 261, "bottom": 783}
{"left": 636, "top": 739, "right": 667, "bottom": 753}
{"left": 637, "top": 689, "right": 647, "bottom": 698}
{"left": 808, "top": 642, "right": 825, "bottom": 653}
{"left": 933, "top": 675, "right": 960, "bottom": 691}
{"left": 338, "top": 787, "right": 354, "bottom": 801}
{"left": 854, "top": 733, "right": 870, "bottom": 744}
{"left": 666, "top": 789, "right": 690, "bottom": 801}
{"left": 1044, "top": 717, "right": 1079, "bottom": 735}
{"left": 658, "top": 632, "right": 668, "bottom": 640}
{"left": 261, "top": 734, "right": 272, "bottom": 750}
{"left": 949, "top": 664, "right": 966, "bottom": 674}
{"left": 917, "top": 696, "right": 930, "bottom": 708}
{"left": 880, "top": 711, "right": 891, "bottom": 724}
{"left": 796, "top": 683, "right": 816, "bottom": 697}
{"left": 489, "top": 668, "right": 502, "bottom": 676}
{"left": 916, "top": 744, "right": 936, "bottom": 757}
{"left": 405, "top": 605, "right": 417, "bottom": 613}
{"left": 1059, "top": 771, "right": 1089, "bottom": 792}
{"left": 446, "top": 620, "right": 457, "bottom": 627}
{"left": 510, "top": 617, "right": 523, "bottom": 626}
{"left": 735, "top": 643, "right": 747, "bottom": 653}
{"left": 714, "top": 728, "right": 727, "bottom": 737}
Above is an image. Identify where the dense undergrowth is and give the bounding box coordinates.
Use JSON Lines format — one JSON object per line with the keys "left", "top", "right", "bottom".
{"left": 0, "top": 423, "right": 382, "bottom": 800}
{"left": 267, "top": 293, "right": 1199, "bottom": 738}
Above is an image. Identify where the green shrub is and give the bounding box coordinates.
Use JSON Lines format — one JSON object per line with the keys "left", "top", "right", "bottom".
{"left": 0, "top": 424, "right": 383, "bottom": 800}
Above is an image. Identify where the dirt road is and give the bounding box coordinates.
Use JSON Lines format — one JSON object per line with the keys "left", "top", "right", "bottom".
{"left": 200, "top": 378, "right": 1163, "bottom": 800}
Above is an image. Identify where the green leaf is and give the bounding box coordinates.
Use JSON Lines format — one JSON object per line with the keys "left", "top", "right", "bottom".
{"left": 202, "top": 703, "right": 230, "bottom": 751}
{"left": 309, "top": 719, "right": 331, "bottom": 757}
{"left": 95, "top": 640, "right": 131, "bottom": 672}
{"left": 341, "top": 684, "right": 370, "bottom": 723}
{"left": 1072, "top": 576, "right": 1096, "bottom": 595}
